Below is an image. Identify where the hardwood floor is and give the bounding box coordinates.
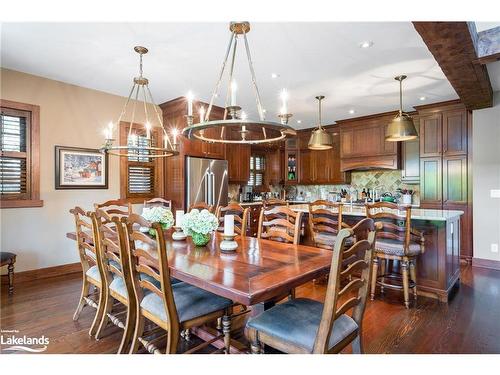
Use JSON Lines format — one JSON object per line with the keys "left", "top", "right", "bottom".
{"left": 1, "top": 264, "right": 500, "bottom": 354}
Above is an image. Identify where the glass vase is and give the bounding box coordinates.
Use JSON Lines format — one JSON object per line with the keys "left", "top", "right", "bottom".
{"left": 192, "top": 232, "right": 211, "bottom": 247}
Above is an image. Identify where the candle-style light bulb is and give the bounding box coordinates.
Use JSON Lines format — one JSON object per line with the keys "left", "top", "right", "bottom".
{"left": 172, "top": 128, "right": 179, "bottom": 146}
{"left": 230, "top": 81, "right": 237, "bottom": 106}
{"left": 280, "top": 89, "right": 288, "bottom": 114}
{"left": 199, "top": 106, "right": 206, "bottom": 123}
{"left": 187, "top": 91, "right": 194, "bottom": 116}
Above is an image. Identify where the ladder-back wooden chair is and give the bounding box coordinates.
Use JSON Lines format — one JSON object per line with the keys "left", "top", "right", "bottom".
{"left": 366, "top": 202, "right": 425, "bottom": 308}
{"left": 188, "top": 202, "right": 213, "bottom": 213}
{"left": 125, "top": 214, "right": 234, "bottom": 354}
{"left": 215, "top": 203, "right": 249, "bottom": 236}
{"left": 94, "top": 199, "right": 132, "bottom": 218}
{"left": 308, "top": 200, "right": 350, "bottom": 250}
{"left": 70, "top": 207, "right": 106, "bottom": 337}
{"left": 257, "top": 206, "right": 302, "bottom": 245}
{"left": 91, "top": 209, "right": 135, "bottom": 353}
{"left": 246, "top": 218, "right": 380, "bottom": 354}
{"left": 144, "top": 198, "right": 172, "bottom": 209}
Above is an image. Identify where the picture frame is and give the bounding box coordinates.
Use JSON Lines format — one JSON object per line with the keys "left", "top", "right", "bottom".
{"left": 55, "top": 146, "right": 108, "bottom": 189}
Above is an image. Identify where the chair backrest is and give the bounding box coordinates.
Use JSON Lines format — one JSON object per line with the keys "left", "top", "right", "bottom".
{"left": 313, "top": 218, "right": 379, "bottom": 353}
{"left": 215, "top": 203, "right": 249, "bottom": 236}
{"left": 262, "top": 198, "right": 288, "bottom": 210}
{"left": 188, "top": 202, "right": 213, "bottom": 213}
{"left": 94, "top": 199, "right": 132, "bottom": 218}
{"left": 365, "top": 202, "right": 424, "bottom": 255}
{"left": 124, "top": 214, "right": 180, "bottom": 338}
{"left": 92, "top": 209, "right": 132, "bottom": 298}
{"left": 144, "top": 198, "right": 172, "bottom": 210}
{"left": 308, "top": 200, "right": 347, "bottom": 249}
{"left": 257, "top": 206, "right": 303, "bottom": 245}
{"left": 70, "top": 207, "right": 100, "bottom": 274}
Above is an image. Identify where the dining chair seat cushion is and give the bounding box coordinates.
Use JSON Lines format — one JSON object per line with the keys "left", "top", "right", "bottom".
{"left": 0, "top": 252, "right": 16, "bottom": 263}
{"left": 314, "top": 233, "right": 354, "bottom": 249}
{"left": 375, "top": 239, "right": 421, "bottom": 256}
{"left": 140, "top": 282, "right": 232, "bottom": 323}
{"left": 246, "top": 298, "right": 358, "bottom": 353}
{"left": 85, "top": 260, "right": 121, "bottom": 282}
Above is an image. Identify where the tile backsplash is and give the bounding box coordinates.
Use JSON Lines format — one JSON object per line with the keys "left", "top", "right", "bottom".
{"left": 229, "top": 170, "right": 420, "bottom": 205}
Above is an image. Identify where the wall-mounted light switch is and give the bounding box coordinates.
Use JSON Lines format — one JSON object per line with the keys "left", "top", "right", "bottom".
{"left": 491, "top": 189, "right": 500, "bottom": 198}
{"left": 492, "top": 244, "right": 499, "bottom": 253}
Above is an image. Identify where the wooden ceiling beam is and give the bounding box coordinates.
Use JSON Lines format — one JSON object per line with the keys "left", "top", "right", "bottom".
{"left": 413, "top": 21, "right": 493, "bottom": 110}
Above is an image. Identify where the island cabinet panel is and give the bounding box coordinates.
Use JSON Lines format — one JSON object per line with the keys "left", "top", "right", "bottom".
{"left": 226, "top": 143, "right": 250, "bottom": 184}
{"left": 338, "top": 112, "right": 400, "bottom": 171}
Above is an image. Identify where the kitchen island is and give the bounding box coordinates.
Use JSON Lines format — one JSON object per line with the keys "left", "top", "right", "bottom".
{"left": 290, "top": 204, "right": 464, "bottom": 303}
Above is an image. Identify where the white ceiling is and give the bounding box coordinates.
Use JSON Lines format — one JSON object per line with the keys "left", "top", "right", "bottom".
{"left": 1, "top": 22, "right": 459, "bottom": 129}
{"left": 475, "top": 22, "right": 500, "bottom": 32}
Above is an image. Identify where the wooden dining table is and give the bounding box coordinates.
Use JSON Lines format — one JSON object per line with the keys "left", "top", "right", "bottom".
{"left": 66, "top": 230, "right": 333, "bottom": 307}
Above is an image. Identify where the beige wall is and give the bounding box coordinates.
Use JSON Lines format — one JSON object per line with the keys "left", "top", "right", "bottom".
{"left": 472, "top": 91, "right": 500, "bottom": 262}
{"left": 0, "top": 68, "right": 150, "bottom": 272}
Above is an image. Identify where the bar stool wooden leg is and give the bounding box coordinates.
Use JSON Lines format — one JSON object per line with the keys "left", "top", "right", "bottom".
{"left": 370, "top": 257, "right": 379, "bottom": 300}
{"left": 409, "top": 259, "right": 418, "bottom": 301}
{"left": 379, "top": 259, "right": 386, "bottom": 294}
{"left": 401, "top": 259, "right": 410, "bottom": 309}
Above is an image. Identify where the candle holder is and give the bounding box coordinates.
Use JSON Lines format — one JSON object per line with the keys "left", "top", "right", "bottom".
{"left": 220, "top": 233, "right": 238, "bottom": 252}
{"left": 185, "top": 114, "right": 194, "bottom": 126}
{"left": 278, "top": 113, "right": 293, "bottom": 125}
{"left": 227, "top": 105, "right": 242, "bottom": 120}
{"left": 172, "top": 226, "right": 187, "bottom": 241}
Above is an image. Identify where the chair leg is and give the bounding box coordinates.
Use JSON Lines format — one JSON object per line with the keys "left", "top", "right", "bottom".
{"left": 288, "top": 288, "right": 296, "bottom": 300}
{"left": 409, "top": 259, "right": 418, "bottom": 301}
{"left": 73, "top": 277, "right": 90, "bottom": 321}
{"left": 370, "top": 257, "right": 379, "bottom": 300}
{"left": 118, "top": 303, "right": 136, "bottom": 354}
{"left": 379, "top": 259, "right": 386, "bottom": 294}
{"left": 89, "top": 286, "right": 106, "bottom": 337}
{"left": 165, "top": 325, "right": 179, "bottom": 354}
{"left": 95, "top": 293, "right": 113, "bottom": 339}
{"left": 222, "top": 313, "right": 232, "bottom": 354}
{"left": 352, "top": 334, "right": 363, "bottom": 354}
{"left": 401, "top": 260, "right": 410, "bottom": 309}
{"left": 129, "top": 313, "right": 145, "bottom": 354}
{"left": 7, "top": 261, "right": 14, "bottom": 295}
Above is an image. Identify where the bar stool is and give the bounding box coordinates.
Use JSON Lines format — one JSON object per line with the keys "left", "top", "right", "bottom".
{"left": 366, "top": 202, "right": 425, "bottom": 308}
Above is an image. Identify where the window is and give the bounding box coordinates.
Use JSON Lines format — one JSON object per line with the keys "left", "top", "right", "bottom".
{"left": 248, "top": 155, "right": 265, "bottom": 187}
{"left": 0, "top": 100, "right": 42, "bottom": 208}
{"left": 120, "top": 122, "right": 163, "bottom": 203}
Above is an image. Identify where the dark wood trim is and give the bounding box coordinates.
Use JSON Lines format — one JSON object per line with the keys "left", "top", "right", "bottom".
{"left": 473, "top": 52, "right": 500, "bottom": 65}
{"left": 1, "top": 262, "right": 82, "bottom": 285}
{"left": 472, "top": 258, "right": 500, "bottom": 271}
{"left": 413, "top": 99, "right": 464, "bottom": 113}
{"left": 0, "top": 99, "right": 43, "bottom": 208}
{"left": 413, "top": 22, "right": 493, "bottom": 110}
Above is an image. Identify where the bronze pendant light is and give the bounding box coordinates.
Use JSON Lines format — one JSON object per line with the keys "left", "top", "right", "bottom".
{"left": 385, "top": 75, "right": 418, "bottom": 142}
{"left": 308, "top": 95, "right": 333, "bottom": 150}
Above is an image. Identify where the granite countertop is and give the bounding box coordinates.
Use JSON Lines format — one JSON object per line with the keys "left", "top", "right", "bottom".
{"left": 289, "top": 204, "right": 464, "bottom": 222}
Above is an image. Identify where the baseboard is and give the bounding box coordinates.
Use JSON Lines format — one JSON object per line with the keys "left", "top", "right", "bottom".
{"left": 1, "top": 262, "right": 82, "bottom": 284}
{"left": 472, "top": 257, "right": 500, "bottom": 271}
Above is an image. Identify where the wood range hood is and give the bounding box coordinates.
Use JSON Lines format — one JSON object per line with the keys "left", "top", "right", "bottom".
{"left": 336, "top": 111, "right": 402, "bottom": 172}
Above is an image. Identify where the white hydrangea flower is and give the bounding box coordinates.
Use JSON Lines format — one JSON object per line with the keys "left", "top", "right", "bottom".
{"left": 181, "top": 208, "right": 218, "bottom": 235}
{"left": 141, "top": 206, "right": 174, "bottom": 229}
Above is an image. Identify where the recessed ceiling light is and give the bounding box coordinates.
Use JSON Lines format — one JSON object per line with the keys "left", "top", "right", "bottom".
{"left": 262, "top": 108, "right": 267, "bottom": 113}
{"left": 271, "top": 73, "right": 279, "bottom": 79}
{"left": 419, "top": 96, "right": 427, "bottom": 101}
{"left": 349, "top": 109, "right": 355, "bottom": 114}
{"left": 297, "top": 120, "right": 302, "bottom": 124}
{"left": 359, "top": 41, "right": 374, "bottom": 49}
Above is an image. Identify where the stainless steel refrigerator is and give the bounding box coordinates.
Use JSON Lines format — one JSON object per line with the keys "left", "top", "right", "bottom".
{"left": 185, "top": 156, "right": 228, "bottom": 210}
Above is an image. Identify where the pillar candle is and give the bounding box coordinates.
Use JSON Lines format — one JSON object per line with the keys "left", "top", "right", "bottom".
{"left": 175, "top": 210, "right": 185, "bottom": 227}
{"left": 224, "top": 214, "right": 235, "bottom": 236}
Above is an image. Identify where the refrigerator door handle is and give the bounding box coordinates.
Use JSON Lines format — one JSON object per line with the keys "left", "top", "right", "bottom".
{"left": 211, "top": 172, "right": 216, "bottom": 206}
{"left": 204, "top": 173, "right": 209, "bottom": 204}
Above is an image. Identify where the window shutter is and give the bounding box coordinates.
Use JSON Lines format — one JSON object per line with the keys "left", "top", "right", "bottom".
{"left": 128, "top": 165, "right": 154, "bottom": 194}
{"left": 248, "top": 155, "right": 265, "bottom": 187}
{"left": 0, "top": 109, "right": 29, "bottom": 199}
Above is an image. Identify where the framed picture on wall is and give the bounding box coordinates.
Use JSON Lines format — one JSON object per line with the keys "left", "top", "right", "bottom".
{"left": 55, "top": 146, "right": 108, "bottom": 189}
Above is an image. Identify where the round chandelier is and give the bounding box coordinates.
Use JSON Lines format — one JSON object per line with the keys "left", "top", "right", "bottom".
{"left": 101, "top": 46, "right": 179, "bottom": 158}
{"left": 182, "top": 22, "right": 297, "bottom": 144}
{"left": 308, "top": 95, "right": 333, "bottom": 150}
{"left": 385, "top": 75, "right": 418, "bottom": 142}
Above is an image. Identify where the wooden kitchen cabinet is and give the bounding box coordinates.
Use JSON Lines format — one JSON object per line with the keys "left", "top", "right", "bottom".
{"left": 420, "top": 156, "right": 443, "bottom": 205}
{"left": 266, "top": 148, "right": 283, "bottom": 185}
{"left": 442, "top": 109, "right": 467, "bottom": 156}
{"left": 337, "top": 112, "right": 400, "bottom": 171}
{"left": 401, "top": 119, "right": 420, "bottom": 183}
{"left": 298, "top": 149, "right": 313, "bottom": 184}
{"left": 201, "top": 128, "right": 225, "bottom": 159}
{"left": 226, "top": 143, "right": 250, "bottom": 184}
{"left": 442, "top": 155, "right": 467, "bottom": 205}
{"left": 419, "top": 113, "right": 442, "bottom": 157}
